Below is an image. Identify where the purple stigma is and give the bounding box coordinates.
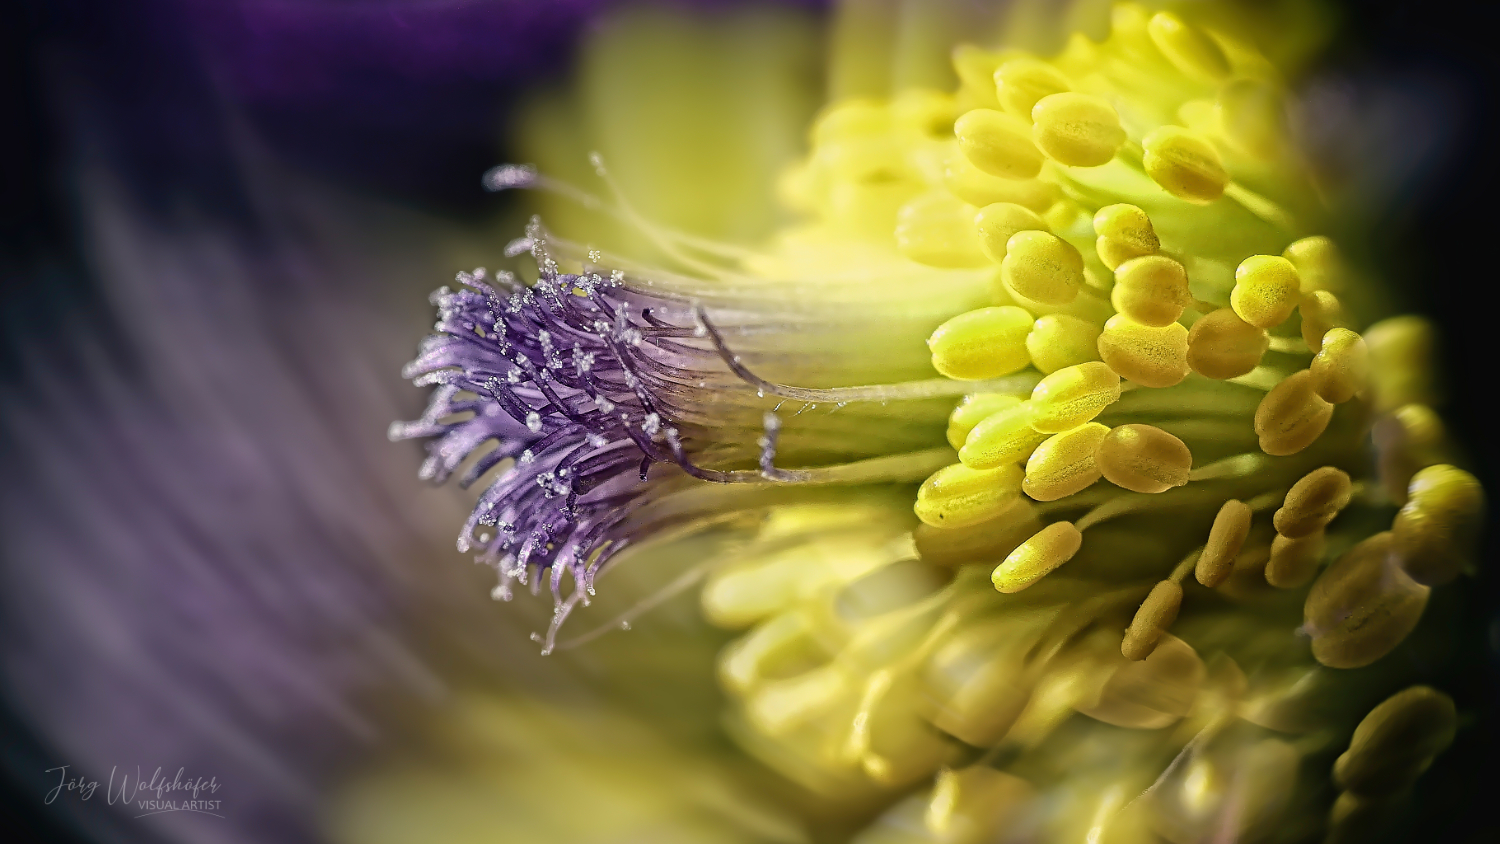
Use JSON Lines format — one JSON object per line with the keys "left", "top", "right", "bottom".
{"left": 391, "top": 246, "right": 777, "bottom": 646}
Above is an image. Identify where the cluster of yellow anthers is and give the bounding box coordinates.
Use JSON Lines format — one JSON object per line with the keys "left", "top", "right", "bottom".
{"left": 701, "top": 4, "right": 1482, "bottom": 842}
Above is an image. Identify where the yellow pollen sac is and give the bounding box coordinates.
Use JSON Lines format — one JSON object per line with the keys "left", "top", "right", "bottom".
{"left": 1364, "top": 315, "right": 1437, "bottom": 411}
{"left": 1299, "top": 289, "right": 1344, "bottom": 352}
{"left": 1097, "top": 314, "right": 1191, "bottom": 388}
{"left": 1334, "top": 686, "right": 1457, "bottom": 797}
{"left": 1028, "top": 361, "right": 1121, "bottom": 433}
{"left": 994, "top": 58, "right": 1071, "bottom": 118}
{"left": 973, "top": 202, "right": 1049, "bottom": 263}
{"left": 955, "top": 108, "right": 1044, "bottom": 180}
{"left": 1121, "top": 580, "right": 1183, "bottom": 661}
{"left": 1274, "top": 466, "right": 1354, "bottom": 538}
{"left": 1254, "top": 370, "right": 1334, "bottom": 456}
{"left": 1022, "top": 422, "right": 1109, "bottom": 501}
{"left": 1142, "top": 126, "right": 1229, "bottom": 204}
{"left": 1147, "top": 11, "right": 1231, "bottom": 83}
{"left": 1267, "top": 529, "right": 1326, "bottom": 589}
{"left": 1111, "top": 255, "right": 1193, "bottom": 327}
{"left": 1030, "top": 92, "right": 1126, "bottom": 167}
{"left": 943, "top": 154, "right": 1060, "bottom": 211}
{"left": 1304, "top": 532, "right": 1431, "bottom": 669}
{"left": 1093, "top": 203, "right": 1161, "bottom": 270}
{"left": 1096, "top": 424, "right": 1193, "bottom": 494}
{"left": 1310, "top": 328, "right": 1370, "bottom": 404}
{"left": 960, "top": 401, "right": 1050, "bottom": 469}
{"left": 1026, "top": 314, "right": 1102, "bottom": 374}
{"left": 1000, "top": 230, "right": 1085, "bottom": 305}
{"left": 1392, "top": 464, "right": 1484, "bottom": 586}
{"left": 991, "top": 521, "right": 1082, "bottom": 593}
{"left": 1187, "top": 307, "right": 1268, "bottom": 379}
{"left": 1231, "top": 255, "right": 1302, "bottom": 329}
{"left": 946, "top": 393, "right": 1024, "bottom": 449}
{"left": 1283, "top": 235, "right": 1347, "bottom": 294}
{"left": 1197, "top": 499, "right": 1252, "bottom": 587}
{"left": 895, "top": 193, "right": 990, "bottom": 268}
{"left": 927, "top": 306, "right": 1035, "bottom": 380}
{"left": 914, "top": 462, "right": 1025, "bottom": 529}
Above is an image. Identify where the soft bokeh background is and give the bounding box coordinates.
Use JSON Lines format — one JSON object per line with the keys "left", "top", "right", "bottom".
{"left": 2, "top": 1, "right": 1494, "bottom": 842}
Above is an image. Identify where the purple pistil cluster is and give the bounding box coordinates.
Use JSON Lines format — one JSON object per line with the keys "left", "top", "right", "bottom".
{"left": 391, "top": 247, "right": 766, "bottom": 634}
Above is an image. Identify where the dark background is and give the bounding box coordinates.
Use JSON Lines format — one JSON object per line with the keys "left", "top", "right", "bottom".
{"left": 3, "top": 1, "right": 1495, "bottom": 842}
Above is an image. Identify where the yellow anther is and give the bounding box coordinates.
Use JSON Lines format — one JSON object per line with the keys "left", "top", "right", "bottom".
{"left": 960, "top": 401, "right": 1049, "bottom": 469}
{"left": 1030, "top": 92, "right": 1125, "bottom": 167}
{"left": 927, "top": 306, "right": 1035, "bottom": 380}
{"left": 1231, "top": 255, "right": 1302, "bottom": 328}
{"left": 1022, "top": 422, "right": 1109, "bottom": 501}
{"left": 1255, "top": 370, "right": 1334, "bottom": 456}
{"left": 974, "top": 202, "right": 1049, "bottom": 263}
{"left": 1217, "top": 77, "right": 1283, "bottom": 159}
{"left": 1147, "top": 11, "right": 1231, "bottom": 83}
{"left": 993, "top": 58, "right": 1071, "bottom": 118}
{"left": 1267, "top": 529, "right": 1325, "bottom": 589}
{"left": 1305, "top": 532, "right": 1431, "bottom": 669}
{"left": 1000, "top": 230, "right": 1085, "bottom": 305}
{"left": 955, "top": 108, "right": 1044, "bottom": 180}
{"left": 1097, "top": 314, "right": 1191, "bottom": 388}
{"left": 1187, "top": 307, "right": 1268, "bottom": 379}
{"left": 914, "top": 462, "right": 1025, "bottom": 528}
{"left": 1111, "top": 255, "right": 1193, "bottom": 327}
{"left": 1121, "top": 580, "right": 1183, "bottom": 661}
{"left": 896, "top": 193, "right": 990, "bottom": 268}
{"left": 1274, "top": 467, "right": 1354, "bottom": 538}
{"left": 1310, "top": 328, "right": 1369, "bottom": 404}
{"left": 1097, "top": 424, "right": 1193, "bottom": 494}
{"left": 1142, "top": 126, "right": 1229, "bottom": 203}
{"left": 946, "top": 393, "right": 1023, "bottom": 449}
{"left": 1334, "top": 686, "right": 1457, "bottom": 797}
{"left": 1365, "top": 315, "right": 1438, "bottom": 411}
{"left": 914, "top": 497, "right": 1041, "bottom": 566}
{"left": 1197, "top": 499, "right": 1252, "bottom": 587}
{"left": 991, "top": 521, "right": 1083, "bottom": 592}
{"left": 1093, "top": 203, "right": 1160, "bottom": 270}
{"left": 1028, "top": 361, "right": 1121, "bottom": 433}
{"left": 892, "top": 89, "right": 957, "bottom": 137}
{"left": 943, "top": 154, "right": 1060, "bottom": 210}
{"left": 1299, "top": 289, "right": 1344, "bottom": 352}
{"left": 1393, "top": 464, "right": 1484, "bottom": 586}
{"left": 1026, "top": 314, "right": 1102, "bottom": 374}
{"left": 1283, "top": 235, "right": 1346, "bottom": 294}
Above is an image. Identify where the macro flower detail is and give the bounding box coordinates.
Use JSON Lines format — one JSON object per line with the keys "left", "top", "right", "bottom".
{"left": 393, "top": 1, "right": 1486, "bottom": 841}
{"left": 393, "top": 215, "right": 994, "bottom": 648}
